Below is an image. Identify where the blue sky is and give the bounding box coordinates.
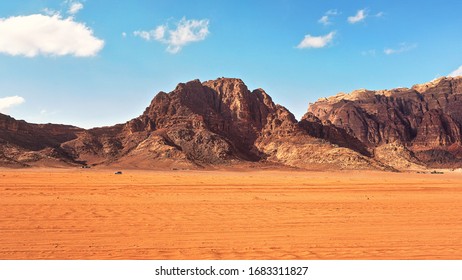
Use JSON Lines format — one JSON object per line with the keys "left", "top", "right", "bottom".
{"left": 1, "top": 0, "right": 462, "bottom": 128}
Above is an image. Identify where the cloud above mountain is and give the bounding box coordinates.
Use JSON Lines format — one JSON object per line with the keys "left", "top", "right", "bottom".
{"left": 449, "top": 65, "right": 462, "bottom": 77}
{"left": 297, "top": 31, "right": 336, "bottom": 49}
{"left": 0, "top": 96, "right": 25, "bottom": 113}
{"left": 134, "top": 17, "right": 210, "bottom": 54}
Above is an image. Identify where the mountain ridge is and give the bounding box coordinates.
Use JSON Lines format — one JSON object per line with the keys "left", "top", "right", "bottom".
{"left": 308, "top": 76, "right": 462, "bottom": 168}
{"left": 2, "top": 76, "right": 462, "bottom": 170}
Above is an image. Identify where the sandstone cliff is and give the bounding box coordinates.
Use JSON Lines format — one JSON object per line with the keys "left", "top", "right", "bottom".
{"left": 0, "top": 113, "right": 83, "bottom": 167}
{"left": 307, "top": 76, "right": 462, "bottom": 168}
{"left": 3, "top": 76, "right": 461, "bottom": 170}
{"left": 0, "top": 78, "right": 376, "bottom": 170}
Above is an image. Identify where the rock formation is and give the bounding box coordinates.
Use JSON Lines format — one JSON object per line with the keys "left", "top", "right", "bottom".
{"left": 0, "top": 78, "right": 377, "bottom": 170}
{"left": 2, "top": 76, "right": 462, "bottom": 170}
{"left": 0, "top": 113, "right": 83, "bottom": 167}
{"left": 307, "top": 76, "right": 462, "bottom": 168}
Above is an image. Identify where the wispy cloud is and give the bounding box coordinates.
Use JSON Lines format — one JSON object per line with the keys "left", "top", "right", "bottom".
{"left": 134, "top": 18, "right": 210, "bottom": 54}
{"left": 68, "top": 1, "right": 83, "bottom": 15}
{"left": 42, "top": 8, "right": 59, "bottom": 16}
{"left": 348, "top": 9, "right": 367, "bottom": 24}
{"left": 0, "top": 96, "right": 25, "bottom": 113}
{"left": 449, "top": 65, "right": 462, "bottom": 77}
{"left": 39, "top": 109, "right": 58, "bottom": 116}
{"left": 318, "top": 16, "right": 330, "bottom": 26}
{"left": 326, "top": 10, "right": 339, "bottom": 16}
{"left": 134, "top": 25, "right": 166, "bottom": 41}
{"left": 0, "top": 13, "right": 104, "bottom": 57}
{"left": 297, "top": 31, "right": 336, "bottom": 49}
{"left": 384, "top": 43, "right": 417, "bottom": 55}
{"left": 318, "top": 9, "right": 339, "bottom": 26}
{"left": 361, "top": 49, "right": 377, "bottom": 56}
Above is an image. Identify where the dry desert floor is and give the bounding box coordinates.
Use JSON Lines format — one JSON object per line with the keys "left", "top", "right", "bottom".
{"left": 1, "top": 168, "right": 461, "bottom": 259}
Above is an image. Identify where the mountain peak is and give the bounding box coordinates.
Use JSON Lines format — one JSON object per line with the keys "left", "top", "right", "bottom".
{"left": 3, "top": 76, "right": 462, "bottom": 170}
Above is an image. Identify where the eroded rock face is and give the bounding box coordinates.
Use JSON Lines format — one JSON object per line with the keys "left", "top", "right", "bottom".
{"left": 0, "top": 78, "right": 377, "bottom": 170}
{"left": 7, "top": 76, "right": 458, "bottom": 170}
{"left": 299, "top": 113, "right": 371, "bottom": 157}
{"left": 413, "top": 109, "right": 461, "bottom": 147}
{"left": 0, "top": 113, "right": 83, "bottom": 167}
{"left": 307, "top": 76, "right": 462, "bottom": 167}
{"left": 3, "top": 78, "right": 305, "bottom": 168}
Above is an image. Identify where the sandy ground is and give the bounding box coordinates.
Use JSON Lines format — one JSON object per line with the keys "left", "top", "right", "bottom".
{"left": 0, "top": 168, "right": 461, "bottom": 260}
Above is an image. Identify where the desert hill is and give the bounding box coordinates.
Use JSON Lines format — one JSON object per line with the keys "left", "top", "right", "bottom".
{"left": 2, "top": 76, "right": 462, "bottom": 170}
{"left": 0, "top": 113, "right": 83, "bottom": 167}
{"left": 308, "top": 76, "right": 462, "bottom": 168}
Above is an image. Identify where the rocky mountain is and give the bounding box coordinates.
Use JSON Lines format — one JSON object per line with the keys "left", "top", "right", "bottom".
{"left": 307, "top": 76, "right": 462, "bottom": 168}
{"left": 0, "top": 78, "right": 378, "bottom": 170}
{"left": 0, "top": 113, "right": 83, "bottom": 167}
{"left": 65, "top": 78, "right": 377, "bottom": 170}
{"left": 2, "top": 76, "right": 462, "bottom": 170}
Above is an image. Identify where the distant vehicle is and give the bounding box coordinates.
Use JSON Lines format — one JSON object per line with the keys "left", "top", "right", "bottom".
{"left": 81, "top": 165, "right": 91, "bottom": 169}
{"left": 115, "top": 171, "right": 123, "bottom": 175}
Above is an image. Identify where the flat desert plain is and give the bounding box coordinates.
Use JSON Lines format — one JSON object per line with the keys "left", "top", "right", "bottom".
{"left": 1, "top": 168, "right": 462, "bottom": 259}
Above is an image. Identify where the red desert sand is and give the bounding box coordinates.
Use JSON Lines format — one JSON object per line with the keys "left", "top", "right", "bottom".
{"left": 1, "top": 168, "right": 461, "bottom": 259}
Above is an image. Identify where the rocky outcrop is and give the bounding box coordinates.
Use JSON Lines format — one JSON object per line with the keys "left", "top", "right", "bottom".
{"left": 307, "top": 76, "right": 462, "bottom": 168}
{"left": 0, "top": 113, "right": 84, "bottom": 167}
{"left": 299, "top": 113, "right": 372, "bottom": 157}
{"left": 111, "top": 78, "right": 375, "bottom": 169}
{"left": 0, "top": 114, "right": 81, "bottom": 150}
{"left": 4, "top": 76, "right": 462, "bottom": 170}
{"left": 0, "top": 77, "right": 378, "bottom": 170}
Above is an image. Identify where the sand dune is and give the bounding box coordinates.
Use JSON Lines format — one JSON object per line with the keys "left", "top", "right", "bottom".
{"left": 0, "top": 168, "right": 461, "bottom": 259}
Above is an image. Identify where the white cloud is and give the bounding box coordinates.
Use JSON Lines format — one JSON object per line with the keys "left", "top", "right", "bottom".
{"left": 318, "top": 15, "right": 331, "bottom": 26}
{"left": 0, "top": 14, "right": 104, "bottom": 57}
{"left": 348, "top": 9, "right": 367, "bottom": 24}
{"left": 42, "top": 8, "right": 59, "bottom": 16}
{"left": 318, "top": 10, "right": 339, "bottom": 26}
{"left": 449, "top": 65, "right": 462, "bottom": 77}
{"left": 326, "top": 9, "right": 339, "bottom": 16}
{"left": 122, "top": 32, "right": 127, "bottom": 38}
{"left": 134, "top": 25, "right": 166, "bottom": 41}
{"left": 297, "top": 31, "right": 336, "bottom": 49}
{"left": 133, "top": 31, "right": 148, "bottom": 40}
{"left": 384, "top": 43, "right": 417, "bottom": 55}
{"left": 153, "top": 25, "right": 167, "bottom": 40}
{"left": 0, "top": 96, "right": 25, "bottom": 113}
{"left": 134, "top": 18, "right": 209, "bottom": 54}
{"left": 383, "top": 49, "right": 394, "bottom": 55}
{"left": 68, "top": 2, "right": 83, "bottom": 15}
